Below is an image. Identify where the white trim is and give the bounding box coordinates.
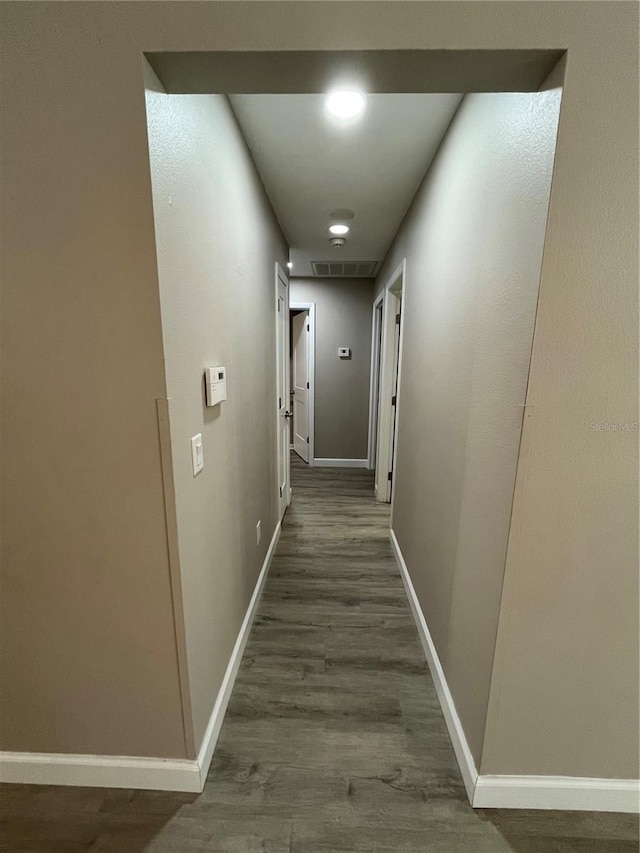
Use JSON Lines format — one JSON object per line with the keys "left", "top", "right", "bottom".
{"left": 473, "top": 775, "right": 640, "bottom": 813}
{"left": 290, "top": 301, "right": 316, "bottom": 467}
{"left": 0, "top": 752, "right": 202, "bottom": 792}
{"left": 367, "top": 292, "right": 384, "bottom": 470}
{"left": 375, "top": 259, "right": 406, "bottom": 504}
{"left": 388, "top": 260, "right": 407, "bottom": 527}
{"left": 0, "top": 521, "right": 282, "bottom": 794}
{"left": 391, "top": 528, "right": 640, "bottom": 814}
{"left": 390, "top": 528, "right": 478, "bottom": 802}
{"left": 313, "top": 458, "right": 369, "bottom": 468}
{"left": 195, "top": 518, "right": 281, "bottom": 788}
{"left": 275, "top": 262, "right": 291, "bottom": 516}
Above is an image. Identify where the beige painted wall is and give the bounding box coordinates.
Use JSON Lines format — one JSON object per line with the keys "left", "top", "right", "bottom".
{"left": 0, "top": 8, "right": 187, "bottom": 757}
{"left": 378, "top": 91, "right": 562, "bottom": 764}
{"left": 145, "top": 78, "right": 288, "bottom": 749}
{"left": 481, "top": 51, "right": 639, "bottom": 778}
{"left": 291, "top": 278, "right": 374, "bottom": 460}
{"left": 0, "top": 2, "right": 637, "bottom": 777}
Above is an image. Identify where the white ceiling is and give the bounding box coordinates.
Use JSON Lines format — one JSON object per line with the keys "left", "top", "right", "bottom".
{"left": 229, "top": 94, "right": 462, "bottom": 277}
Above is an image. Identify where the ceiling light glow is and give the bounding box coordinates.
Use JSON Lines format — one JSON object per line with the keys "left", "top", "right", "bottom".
{"left": 328, "top": 224, "right": 350, "bottom": 236}
{"left": 325, "top": 90, "right": 366, "bottom": 120}
{"left": 287, "top": 262, "right": 293, "bottom": 269}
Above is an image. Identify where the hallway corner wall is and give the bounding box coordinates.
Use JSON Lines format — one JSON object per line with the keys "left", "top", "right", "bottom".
{"left": 378, "top": 91, "right": 562, "bottom": 768}
{"left": 145, "top": 79, "right": 288, "bottom": 750}
{"left": 0, "top": 17, "right": 187, "bottom": 760}
{"left": 290, "top": 277, "right": 374, "bottom": 462}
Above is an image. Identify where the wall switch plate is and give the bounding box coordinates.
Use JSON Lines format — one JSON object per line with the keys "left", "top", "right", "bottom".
{"left": 256, "top": 520, "right": 261, "bottom": 546}
{"left": 338, "top": 347, "right": 351, "bottom": 359}
{"left": 191, "top": 434, "right": 204, "bottom": 476}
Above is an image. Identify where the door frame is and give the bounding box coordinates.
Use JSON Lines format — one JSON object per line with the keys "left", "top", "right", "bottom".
{"left": 290, "top": 301, "right": 316, "bottom": 467}
{"left": 367, "top": 291, "right": 384, "bottom": 472}
{"left": 374, "top": 258, "right": 406, "bottom": 506}
{"left": 275, "top": 262, "right": 291, "bottom": 517}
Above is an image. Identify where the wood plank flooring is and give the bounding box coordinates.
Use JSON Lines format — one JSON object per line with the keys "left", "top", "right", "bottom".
{"left": 0, "top": 454, "right": 638, "bottom": 851}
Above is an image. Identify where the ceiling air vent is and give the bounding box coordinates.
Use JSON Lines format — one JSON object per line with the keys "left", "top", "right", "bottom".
{"left": 311, "top": 261, "right": 378, "bottom": 278}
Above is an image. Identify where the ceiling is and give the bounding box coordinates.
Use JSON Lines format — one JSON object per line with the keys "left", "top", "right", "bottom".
{"left": 229, "top": 94, "right": 462, "bottom": 277}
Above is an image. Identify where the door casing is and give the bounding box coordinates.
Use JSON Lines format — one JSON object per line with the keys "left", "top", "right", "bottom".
{"left": 374, "top": 259, "right": 406, "bottom": 509}
{"left": 275, "top": 263, "right": 291, "bottom": 518}
{"left": 290, "top": 301, "right": 316, "bottom": 466}
{"left": 367, "top": 293, "right": 384, "bottom": 474}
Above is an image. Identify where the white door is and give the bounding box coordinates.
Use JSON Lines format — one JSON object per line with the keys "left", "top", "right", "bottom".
{"left": 276, "top": 265, "right": 291, "bottom": 518}
{"left": 369, "top": 300, "right": 383, "bottom": 472}
{"left": 375, "top": 264, "right": 404, "bottom": 504}
{"left": 387, "top": 302, "right": 402, "bottom": 501}
{"left": 292, "top": 311, "right": 310, "bottom": 462}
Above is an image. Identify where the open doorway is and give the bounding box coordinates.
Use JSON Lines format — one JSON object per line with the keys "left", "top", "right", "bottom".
{"left": 289, "top": 302, "right": 316, "bottom": 465}
{"left": 275, "top": 263, "right": 291, "bottom": 519}
{"left": 373, "top": 260, "right": 405, "bottom": 503}
{"left": 144, "top": 57, "right": 568, "bottom": 815}
{"left": 367, "top": 293, "right": 384, "bottom": 477}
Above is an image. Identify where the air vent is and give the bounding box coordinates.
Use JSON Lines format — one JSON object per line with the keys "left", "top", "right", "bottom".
{"left": 311, "top": 261, "right": 378, "bottom": 278}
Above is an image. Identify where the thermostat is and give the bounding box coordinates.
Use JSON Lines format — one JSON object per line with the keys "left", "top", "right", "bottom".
{"left": 205, "top": 366, "right": 227, "bottom": 406}
{"left": 338, "top": 347, "right": 351, "bottom": 359}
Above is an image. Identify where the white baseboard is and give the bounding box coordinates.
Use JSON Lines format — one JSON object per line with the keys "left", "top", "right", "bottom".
{"left": 390, "top": 528, "right": 640, "bottom": 814}
{"left": 473, "top": 775, "right": 640, "bottom": 813}
{"left": 390, "top": 528, "right": 478, "bottom": 802}
{"left": 313, "top": 458, "right": 369, "bottom": 468}
{"left": 0, "top": 521, "right": 282, "bottom": 794}
{"left": 0, "top": 752, "right": 202, "bottom": 792}
{"left": 195, "top": 519, "right": 281, "bottom": 788}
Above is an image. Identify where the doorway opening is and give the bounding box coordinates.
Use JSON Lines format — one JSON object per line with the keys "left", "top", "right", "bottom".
{"left": 367, "top": 293, "right": 384, "bottom": 478}
{"left": 275, "top": 262, "right": 291, "bottom": 520}
{"left": 289, "top": 301, "right": 316, "bottom": 465}
{"left": 373, "top": 260, "right": 405, "bottom": 504}
{"left": 143, "top": 50, "right": 568, "bottom": 813}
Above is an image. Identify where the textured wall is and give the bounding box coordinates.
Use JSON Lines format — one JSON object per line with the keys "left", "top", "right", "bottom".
{"left": 145, "top": 81, "right": 288, "bottom": 749}
{"left": 0, "top": 7, "right": 186, "bottom": 757}
{"left": 290, "top": 278, "right": 374, "bottom": 460}
{"left": 378, "top": 91, "right": 562, "bottom": 764}
{"left": 481, "top": 50, "right": 639, "bottom": 778}
{"left": 0, "top": 2, "right": 636, "bottom": 775}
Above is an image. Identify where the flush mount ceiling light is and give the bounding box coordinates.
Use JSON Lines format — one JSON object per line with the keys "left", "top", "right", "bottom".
{"left": 325, "top": 90, "right": 366, "bottom": 120}
{"left": 328, "top": 224, "right": 350, "bottom": 236}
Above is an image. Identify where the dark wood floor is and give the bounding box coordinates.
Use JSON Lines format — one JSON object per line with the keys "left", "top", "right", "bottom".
{"left": 0, "top": 454, "right": 638, "bottom": 851}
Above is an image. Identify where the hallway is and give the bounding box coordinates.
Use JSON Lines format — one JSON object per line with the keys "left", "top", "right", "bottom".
{"left": 198, "top": 457, "right": 638, "bottom": 851}
{"left": 208, "top": 454, "right": 474, "bottom": 848}
{"left": 0, "top": 458, "right": 636, "bottom": 851}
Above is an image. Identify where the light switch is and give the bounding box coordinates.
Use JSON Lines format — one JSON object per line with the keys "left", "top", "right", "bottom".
{"left": 191, "top": 433, "right": 204, "bottom": 476}
{"left": 338, "top": 347, "right": 351, "bottom": 359}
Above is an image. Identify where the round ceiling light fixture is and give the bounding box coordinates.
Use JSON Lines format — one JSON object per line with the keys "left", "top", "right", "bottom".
{"left": 328, "top": 223, "right": 350, "bottom": 236}
{"left": 325, "top": 90, "right": 366, "bottom": 120}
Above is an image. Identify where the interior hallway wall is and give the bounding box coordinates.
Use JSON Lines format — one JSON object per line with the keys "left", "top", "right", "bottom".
{"left": 145, "top": 76, "right": 288, "bottom": 749}
{"left": 480, "top": 61, "right": 638, "bottom": 780}
{"left": 291, "top": 277, "right": 374, "bottom": 461}
{"left": 377, "top": 91, "right": 562, "bottom": 767}
{"left": 0, "top": 1, "right": 636, "bottom": 776}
